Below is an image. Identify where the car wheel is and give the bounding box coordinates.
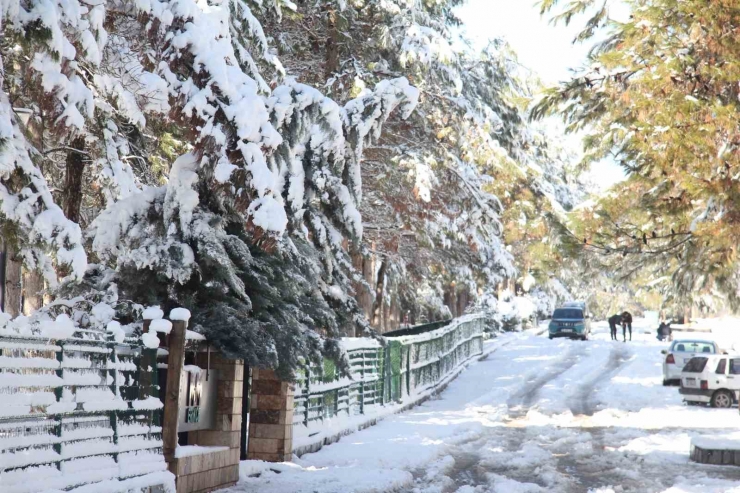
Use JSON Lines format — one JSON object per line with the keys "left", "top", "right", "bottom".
{"left": 549, "top": 336, "right": 553, "bottom": 340}
{"left": 582, "top": 335, "right": 588, "bottom": 341}
{"left": 662, "top": 379, "right": 669, "bottom": 386}
{"left": 711, "top": 390, "right": 734, "bottom": 409}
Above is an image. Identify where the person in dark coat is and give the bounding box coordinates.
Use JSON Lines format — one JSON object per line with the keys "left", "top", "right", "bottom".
{"left": 657, "top": 322, "right": 664, "bottom": 341}
{"left": 657, "top": 322, "right": 668, "bottom": 341}
{"left": 621, "top": 311, "right": 633, "bottom": 341}
{"left": 608, "top": 314, "right": 622, "bottom": 341}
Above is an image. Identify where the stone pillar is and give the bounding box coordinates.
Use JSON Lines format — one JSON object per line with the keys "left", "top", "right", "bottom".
{"left": 187, "top": 354, "right": 243, "bottom": 447}
{"left": 247, "top": 369, "right": 294, "bottom": 462}
{"left": 180, "top": 354, "right": 242, "bottom": 493}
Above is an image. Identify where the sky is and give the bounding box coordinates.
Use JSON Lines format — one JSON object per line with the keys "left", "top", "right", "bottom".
{"left": 456, "top": 0, "right": 627, "bottom": 191}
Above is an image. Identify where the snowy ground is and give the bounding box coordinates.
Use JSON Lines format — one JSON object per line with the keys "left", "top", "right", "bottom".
{"left": 227, "top": 319, "right": 740, "bottom": 493}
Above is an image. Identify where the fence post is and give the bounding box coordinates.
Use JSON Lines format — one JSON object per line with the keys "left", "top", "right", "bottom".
{"left": 162, "top": 317, "right": 187, "bottom": 468}
{"left": 107, "top": 337, "right": 119, "bottom": 464}
{"left": 359, "top": 350, "right": 365, "bottom": 414}
{"left": 303, "top": 364, "right": 310, "bottom": 427}
{"left": 406, "top": 345, "right": 411, "bottom": 397}
{"left": 139, "top": 318, "right": 160, "bottom": 442}
{"left": 53, "top": 342, "right": 64, "bottom": 471}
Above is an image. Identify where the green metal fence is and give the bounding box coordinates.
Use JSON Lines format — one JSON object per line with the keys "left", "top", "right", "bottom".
{"left": 293, "top": 314, "right": 486, "bottom": 429}
{"left": 0, "top": 328, "right": 173, "bottom": 493}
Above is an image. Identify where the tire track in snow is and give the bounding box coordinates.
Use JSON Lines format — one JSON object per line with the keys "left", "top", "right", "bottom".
{"left": 568, "top": 344, "right": 632, "bottom": 416}
{"left": 507, "top": 343, "right": 588, "bottom": 418}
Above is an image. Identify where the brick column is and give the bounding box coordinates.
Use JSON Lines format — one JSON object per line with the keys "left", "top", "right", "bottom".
{"left": 246, "top": 369, "right": 294, "bottom": 462}
{"left": 179, "top": 355, "right": 242, "bottom": 493}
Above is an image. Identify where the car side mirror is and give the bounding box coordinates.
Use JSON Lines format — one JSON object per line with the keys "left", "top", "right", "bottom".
{"left": 661, "top": 350, "right": 667, "bottom": 355}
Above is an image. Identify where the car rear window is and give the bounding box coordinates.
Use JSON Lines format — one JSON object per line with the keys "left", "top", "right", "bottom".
{"left": 552, "top": 309, "right": 583, "bottom": 319}
{"left": 683, "top": 357, "right": 708, "bottom": 373}
{"left": 671, "top": 341, "right": 716, "bottom": 354}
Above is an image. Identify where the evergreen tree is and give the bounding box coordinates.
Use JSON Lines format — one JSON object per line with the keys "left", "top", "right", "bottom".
{"left": 536, "top": 0, "right": 740, "bottom": 308}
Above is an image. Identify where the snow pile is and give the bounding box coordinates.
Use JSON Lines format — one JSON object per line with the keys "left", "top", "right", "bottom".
{"left": 150, "top": 319, "right": 172, "bottom": 334}
{"left": 141, "top": 331, "right": 160, "bottom": 349}
{"left": 106, "top": 321, "right": 126, "bottom": 343}
{"left": 39, "top": 314, "right": 76, "bottom": 340}
{"left": 142, "top": 306, "right": 165, "bottom": 320}
{"left": 691, "top": 434, "right": 740, "bottom": 451}
{"left": 169, "top": 308, "right": 191, "bottom": 322}
{"left": 175, "top": 445, "right": 230, "bottom": 458}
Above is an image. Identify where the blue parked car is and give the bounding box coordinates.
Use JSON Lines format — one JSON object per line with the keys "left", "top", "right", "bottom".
{"left": 549, "top": 302, "right": 591, "bottom": 340}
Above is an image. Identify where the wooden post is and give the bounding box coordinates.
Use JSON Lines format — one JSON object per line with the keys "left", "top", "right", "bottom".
{"left": 163, "top": 318, "right": 187, "bottom": 467}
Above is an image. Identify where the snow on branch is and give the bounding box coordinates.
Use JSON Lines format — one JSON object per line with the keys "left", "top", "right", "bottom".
{"left": 138, "top": 0, "right": 286, "bottom": 235}
{"left": 344, "top": 77, "right": 420, "bottom": 205}
{"left": 0, "top": 75, "right": 88, "bottom": 281}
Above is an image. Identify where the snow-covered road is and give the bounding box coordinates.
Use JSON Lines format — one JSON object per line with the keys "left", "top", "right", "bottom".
{"left": 229, "top": 320, "right": 740, "bottom": 493}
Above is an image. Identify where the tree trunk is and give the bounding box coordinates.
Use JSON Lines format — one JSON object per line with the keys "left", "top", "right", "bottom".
{"left": 371, "top": 260, "right": 387, "bottom": 328}
{"left": 22, "top": 269, "right": 44, "bottom": 315}
{"left": 351, "top": 250, "right": 373, "bottom": 335}
{"left": 4, "top": 246, "right": 22, "bottom": 317}
{"left": 362, "top": 255, "right": 373, "bottom": 319}
{"left": 457, "top": 288, "right": 467, "bottom": 316}
{"left": 325, "top": 8, "right": 340, "bottom": 80}
{"left": 389, "top": 295, "right": 399, "bottom": 331}
{"left": 382, "top": 299, "right": 390, "bottom": 333}
{"left": 64, "top": 136, "right": 87, "bottom": 223}
{"left": 444, "top": 288, "right": 456, "bottom": 318}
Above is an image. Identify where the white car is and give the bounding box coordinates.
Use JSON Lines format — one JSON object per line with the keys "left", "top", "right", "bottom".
{"left": 679, "top": 354, "right": 740, "bottom": 408}
{"left": 662, "top": 339, "right": 721, "bottom": 386}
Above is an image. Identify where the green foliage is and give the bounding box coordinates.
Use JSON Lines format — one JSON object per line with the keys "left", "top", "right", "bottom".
{"left": 537, "top": 0, "right": 740, "bottom": 311}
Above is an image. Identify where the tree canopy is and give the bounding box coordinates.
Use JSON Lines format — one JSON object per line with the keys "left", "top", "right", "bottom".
{"left": 535, "top": 0, "right": 740, "bottom": 311}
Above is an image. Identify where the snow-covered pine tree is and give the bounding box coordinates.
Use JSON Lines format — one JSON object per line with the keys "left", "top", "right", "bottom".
{"left": 254, "top": 1, "right": 587, "bottom": 328}
{"left": 0, "top": 0, "right": 93, "bottom": 291}
{"left": 82, "top": 0, "right": 418, "bottom": 376}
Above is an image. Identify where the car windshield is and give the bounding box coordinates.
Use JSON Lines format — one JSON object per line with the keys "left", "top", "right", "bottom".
{"left": 671, "top": 341, "right": 716, "bottom": 354}
{"left": 552, "top": 308, "right": 583, "bottom": 319}
{"left": 683, "top": 357, "right": 709, "bottom": 373}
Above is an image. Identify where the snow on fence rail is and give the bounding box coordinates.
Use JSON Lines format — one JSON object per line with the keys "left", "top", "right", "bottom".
{"left": 292, "top": 314, "right": 486, "bottom": 440}
{"left": 0, "top": 329, "right": 174, "bottom": 493}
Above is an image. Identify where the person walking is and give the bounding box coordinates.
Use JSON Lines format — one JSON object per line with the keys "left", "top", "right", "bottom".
{"left": 608, "top": 314, "right": 621, "bottom": 341}
{"left": 621, "top": 311, "right": 633, "bottom": 341}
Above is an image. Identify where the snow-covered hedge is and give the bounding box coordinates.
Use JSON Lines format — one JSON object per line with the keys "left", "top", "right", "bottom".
{"left": 474, "top": 291, "right": 540, "bottom": 333}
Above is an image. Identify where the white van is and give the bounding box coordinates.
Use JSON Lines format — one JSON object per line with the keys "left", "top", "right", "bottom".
{"left": 679, "top": 354, "right": 740, "bottom": 408}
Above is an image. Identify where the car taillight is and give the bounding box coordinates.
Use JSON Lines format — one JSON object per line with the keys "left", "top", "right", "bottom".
{"left": 701, "top": 380, "right": 708, "bottom": 390}
{"left": 666, "top": 354, "right": 675, "bottom": 364}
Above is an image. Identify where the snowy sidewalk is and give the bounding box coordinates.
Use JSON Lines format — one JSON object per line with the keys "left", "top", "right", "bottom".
{"left": 226, "top": 320, "right": 740, "bottom": 493}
